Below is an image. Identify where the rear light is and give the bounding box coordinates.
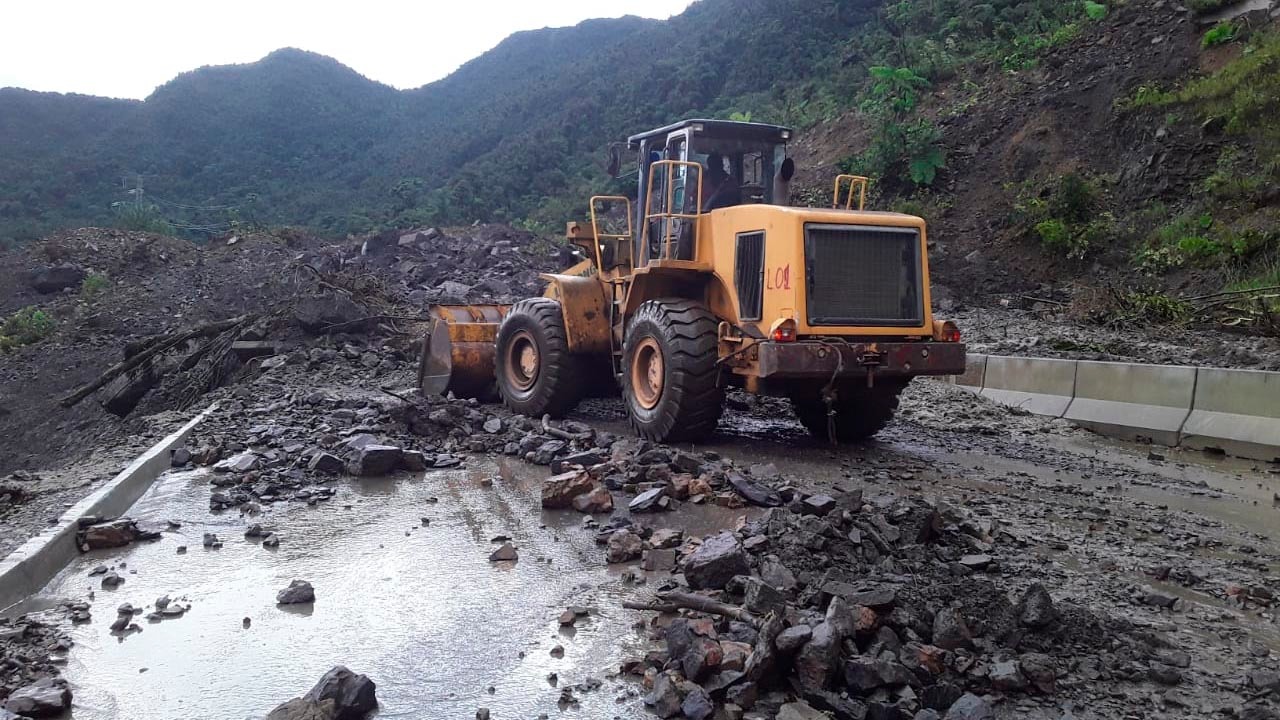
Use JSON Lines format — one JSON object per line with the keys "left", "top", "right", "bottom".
{"left": 933, "top": 320, "right": 962, "bottom": 343}
{"left": 770, "top": 318, "right": 798, "bottom": 343}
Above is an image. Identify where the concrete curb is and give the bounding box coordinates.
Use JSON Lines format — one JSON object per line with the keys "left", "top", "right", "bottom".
{"left": 957, "top": 354, "right": 1280, "bottom": 462}
{"left": 1063, "top": 361, "right": 1196, "bottom": 447}
{"left": 979, "top": 356, "right": 1077, "bottom": 418}
{"left": 0, "top": 404, "right": 217, "bottom": 612}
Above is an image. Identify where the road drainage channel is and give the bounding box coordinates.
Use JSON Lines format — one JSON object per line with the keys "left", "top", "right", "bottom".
{"left": 13, "top": 457, "right": 748, "bottom": 719}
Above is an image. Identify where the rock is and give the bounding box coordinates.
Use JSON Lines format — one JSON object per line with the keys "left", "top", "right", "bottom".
{"left": 295, "top": 294, "right": 370, "bottom": 334}
{"left": 214, "top": 452, "right": 259, "bottom": 473}
{"left": 794, "top": 621, "right": 840, "bottom": 692}
{"left": 931, "top": 608, "right": 973, "bottom": 650}
{"left": 482, "top": 418, "right": 503, "bottom": 434}
{"left": 400, "top": 451, "right": 428, "bottom": 471}
{"left": 1019, "top": 653, "right": 1056, "bottom": 693}
{"left": 101, "top": 571, "right": 124, "bottom": 587}
{"left": 606, "top": 530, "right": 643, "bottom": 563}
{"left": 571, "top": 486, "right": 614, "bottom": 514}
{"left": 79, "top": 518, "right": 139, "bottom": 549}
{"left": 489, "top": 542, "right": 519, "bottom": 562}
{"left": 171, "top": 447, "right": 192, "bottom": 466}
{"left": 777, "top": 700, "right": 830, "bottom": 720}
{"left": 644, "top": 672, "right": 682, "bottom": 718}
{"left": 348, "top": 445, "right": 403, "bottom": 476}
{"left": 649, "top": 528, "right": 683, "bottom": 549}
{"left": 776, "top": 625, "right": 813, "bottom": 653}
{"left": 266, "top": 698, "right": 338, "bottom": 720}
{"left": 262, "top": 533, "right": 281, "bottom": 548}
{"left": 302, "top": 666, "right": 378, "bottom": 720}
{"left": 988, "top": 660, "right": 1025, "bottom": 691}
{"left": 4, "top": 677, "right": 72, "bottom": 717}
{"left": 683, "top": 532, "right": 749, "bottom": 590}
{"left": 802, "top": 494, "right": 837, "bottom": 516}
{"left": 944, "top": 693, "right": 994, "bottom": 720}
{"left": 742, "top": 577, "right": 785, "bottom": 614}
{"left": 28, "top": 263, "right": 86, "bottom": 294}
{"left": 728, "top": 473, "right": 782, "bottom": 507}
{"left": 958, "top": 554, "right": 993, "bottom": 570}
{"left": 1016, "top": 583, "right": 1057, "bottom": 628}
{"left": 540, "top": 470, "right": 596, "bottom": 509}
{"left": 475, "top": 709, "right": 490, "bottom": 720}
{"left": 277, "top": 580, "right": 316, "bottom": 605}
{"left": 629, "top": 486, "right": 667, "bottom": 513}
{"left": 681, "top": 686, "right": 714, "bottom": 720}
{"left": 308, "top": 452, "right": 345, "bottom": 474}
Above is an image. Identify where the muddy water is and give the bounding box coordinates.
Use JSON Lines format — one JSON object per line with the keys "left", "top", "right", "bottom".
{"left": 25, "top": 458, "right": 744, "bottom": 720}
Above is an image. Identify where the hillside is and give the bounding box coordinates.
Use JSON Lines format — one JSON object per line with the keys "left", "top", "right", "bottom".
{"left": 1, "top": 0, "right": 1277, "bottom": 323}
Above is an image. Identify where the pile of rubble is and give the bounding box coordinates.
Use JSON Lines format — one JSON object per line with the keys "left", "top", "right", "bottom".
{"left": 0, "top": 615, "right": 73, "bottom": 718}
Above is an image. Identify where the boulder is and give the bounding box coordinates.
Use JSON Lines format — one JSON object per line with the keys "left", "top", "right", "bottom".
{"left": 348, "top": 445, "right": 403, "bottom": 476}
{"left": 4, "top": 678, "right": 72, "bottom": 717}
{"left": 302, "top": 666, "right": 378, "bottom": 720}
{"left": 606, "top": 530, "right": 643, "bottom": 563}
{"left": 27, "top": 264, "right": 85, "bottom": 294}
{"left": 728, "top": 473, "right": 782, "bottom": 507}
{"left": 629, "top": 486, "right": 667, "bottom": 513}
{"left": 277, "top": 580, "right": 316, "bottom": 605}
{"left": 489, "top": 542, "right": 519, "bottom": 562}
{"left": 1016, "top": 583, "right": 1057, "bottom": 628}
{"left": 683, "top": 532, "right": 749, "bottom": 590}
{"left": 571, "top": 486, "right": 614, "bottom": 514}
{"left": 78, "top": 518, "right": 139, "bottom": 550}
{"left": 541, "top": 470, "right": 595, "bottom": 509}
{"left": 944, "top": 693, "right": 994, "bottom": 720}
{"left": 267, "top": 698, "right": 338, "bottom": 720}
{"left": 295, "top": 294, "right": 370, "bottom": 334}
{"left": 308, "top": 453, "right": 345, "bottom": 474}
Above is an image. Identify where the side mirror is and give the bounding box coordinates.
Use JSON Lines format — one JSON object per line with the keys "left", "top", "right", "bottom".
{"left": 606, "top": 144, "right": 623, "bottom": 178}
{"left": 780, "top": 157, "right": 796, "bottom": 182}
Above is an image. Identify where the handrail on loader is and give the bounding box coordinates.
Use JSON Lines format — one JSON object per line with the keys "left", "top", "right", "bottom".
{"left": 833, "top": 174, "right": 870, "bottom": 211}
{"left": 642, "top": 160, "right": 704, "bottom": 261}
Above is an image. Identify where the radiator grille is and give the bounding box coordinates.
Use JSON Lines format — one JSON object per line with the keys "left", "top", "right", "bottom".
{"left": 734, "top": 231, "right": 765, "bottom": 321}
{"left": 804, "top": 224, "right": 923, "bottom": 326}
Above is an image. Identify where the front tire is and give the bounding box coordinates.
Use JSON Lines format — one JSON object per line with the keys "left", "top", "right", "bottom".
{"left": 622, "top": 299, "right": 724, "bottom": 442}
{"left": 496, "top": 298, "right": 581, "bottom": 418}
{"left": 791, "top": 380, "right": 908, "bottom": 443}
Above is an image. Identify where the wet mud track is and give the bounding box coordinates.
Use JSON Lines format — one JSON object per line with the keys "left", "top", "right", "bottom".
{"left": 9, "top": 379, "right": 1280, "bottom": 718}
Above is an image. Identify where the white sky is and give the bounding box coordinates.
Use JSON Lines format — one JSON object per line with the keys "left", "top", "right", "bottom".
{"left": 0, "top": 0, "right": 695, "bottom": 100}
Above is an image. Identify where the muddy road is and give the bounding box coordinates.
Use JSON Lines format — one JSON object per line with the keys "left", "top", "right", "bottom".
{"left": 5, "top": 371, "right": 1280, "bottom": 720}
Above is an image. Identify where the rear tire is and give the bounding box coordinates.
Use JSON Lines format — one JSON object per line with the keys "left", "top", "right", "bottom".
{"left": 496, "top": 298, "right": 581, "bottom": 418}
{"left": 622, "top": 299, "right": 724, "bottom": 442}
{"left": 791, "top": 380, "right": 908, "bottom": 443}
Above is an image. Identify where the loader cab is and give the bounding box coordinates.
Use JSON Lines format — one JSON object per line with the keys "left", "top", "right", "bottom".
{"left": 627, "top": 119, "right": 792, "bottom": 265}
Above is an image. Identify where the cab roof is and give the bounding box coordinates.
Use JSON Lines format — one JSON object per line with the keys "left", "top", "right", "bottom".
{"left": 626, "top": 119, "right": 793, "bottom": 149}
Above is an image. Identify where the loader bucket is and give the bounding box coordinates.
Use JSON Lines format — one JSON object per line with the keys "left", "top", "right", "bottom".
{"left": 418, "top": 304, "right": 511, "bottom": 399}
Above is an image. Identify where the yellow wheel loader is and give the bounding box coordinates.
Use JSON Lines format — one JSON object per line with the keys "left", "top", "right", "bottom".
{"left": 419, "top": 119, "right": 966, "bottom": 443}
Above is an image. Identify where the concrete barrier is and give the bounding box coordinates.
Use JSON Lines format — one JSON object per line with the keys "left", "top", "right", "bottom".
{"left": 950, "top": 353, "right": 987, "bottom": 393}
{"left": 1063, "top": 361, "right": 1196, "bottom": 447}
{"left": 980, "top": 356, "right": 1077, "bottom": 417}
{"left": 1181, "top": 368, "right": 1280, "bottom": 462}
{"left": 0, "top": 405, "right": 216, "bottom": 611}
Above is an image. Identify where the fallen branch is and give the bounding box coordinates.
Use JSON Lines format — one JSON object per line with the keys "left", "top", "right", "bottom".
{"left": 321, "top": 314, "right": 433, "bottom": 333}
{"left": 60, "top": 316, "right": 251, "bottom": 408}
{"left": 542, "top": 414, "right": 592, "bottom": 442}
{"left": 653, "top": 591, "right": 761, "bottom": 628}
{"left": 378, "top": 386, "right": 419, "bottom": 404}
{"left": 622, "top": 601, "right": 680, "bottom": 613}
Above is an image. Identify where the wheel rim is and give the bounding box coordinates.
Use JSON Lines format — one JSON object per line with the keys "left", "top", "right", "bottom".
{"left": 505, "top": 329, "right": 539, "bottom": 393}
{"left": 631, "top": 336, "right": 664, "bottom": 410}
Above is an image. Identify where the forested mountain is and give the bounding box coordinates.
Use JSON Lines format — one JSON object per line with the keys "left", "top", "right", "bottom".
{"left": 2, "top": 0, "right": 1275, "bottom": 312}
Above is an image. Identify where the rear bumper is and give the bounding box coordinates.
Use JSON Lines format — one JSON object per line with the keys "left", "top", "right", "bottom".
{"left": 755, "top": 340, "right": 967, "bottom": 379}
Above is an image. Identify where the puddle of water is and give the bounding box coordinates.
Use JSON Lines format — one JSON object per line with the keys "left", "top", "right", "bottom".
{"left": 27, "top": 460, "right": 703, "bottom": 720}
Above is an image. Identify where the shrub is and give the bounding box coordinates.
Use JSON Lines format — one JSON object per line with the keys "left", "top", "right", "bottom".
{"left": 1084, "top": 1, "right": 1108, "bottom": 21}
{"left": 80, "top": 273, "right": 109, "bottom": 298}
{"left": 1203, "top": 22, "right": 1237, "bottom": 48}
{"left": 112, "top": 202, "right": 171, "bottom": 234}
{"left": 0, "top": 306, "right": 55, "bottom": 352}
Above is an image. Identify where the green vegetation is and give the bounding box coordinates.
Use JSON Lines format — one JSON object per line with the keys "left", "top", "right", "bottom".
{"left": 0, "top": 0, "right": 1118, "bottom": 241}
{"left": 112, "top": 202, "right": 171, "bottom": 234}
{"left": 1117, "top": 291, "right": 1194, "bottom": 323}
{"left": 841, "top": 67, "right": 945, "bottom": 187}
{"left": 0, "top": 307, "right": 55, "bottom": 352}
{"left": 1013, "top": 173, "right": 1112, "bottom": 259}
{"left": 1202, "top": 21, "right": 1238, "bottom": 48}
{"left": 1084, "top": 1, "right": 1108, "bottom": 21}
{"left": 80, "top": 273, "right": 110, "bottom": 298}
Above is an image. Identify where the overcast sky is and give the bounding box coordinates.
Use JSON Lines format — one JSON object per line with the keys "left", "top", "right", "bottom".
{"left": 0, "top": 0, "right": 695, "bottom": 100}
